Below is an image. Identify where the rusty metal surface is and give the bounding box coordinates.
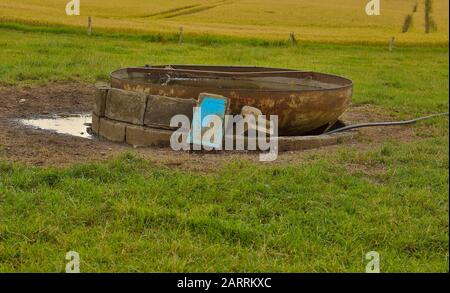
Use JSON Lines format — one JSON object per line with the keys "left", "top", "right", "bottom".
{"left": 110, "top": 65, "right": 353, "bottom": 135}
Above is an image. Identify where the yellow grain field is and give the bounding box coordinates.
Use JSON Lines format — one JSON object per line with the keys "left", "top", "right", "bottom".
{"left": 0, "top": 0, "right": 448, "bottom": 44}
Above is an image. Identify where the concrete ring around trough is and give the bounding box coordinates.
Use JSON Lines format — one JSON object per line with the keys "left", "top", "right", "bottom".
{"left": 91, "top": 83, "right": 358, "bottom": 151}
{"left": 276, "top": 130, "right": 357, "bottom": 151}
{"left": 226, "top": 130, "right": 357, "bottom": 152}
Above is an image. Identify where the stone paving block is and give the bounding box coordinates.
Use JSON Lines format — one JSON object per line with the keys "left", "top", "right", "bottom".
{"left": 93, "top": 82, "right": 110, "bottom": 116}
{"left": 144, "top": 95, "right": 195, "bottom": 129}
{"left": 98, "top": 118, "right": 126, "bottom": 142}
{"left": 105, "top": 88, "right": 147, "bottom": 125}
{"left": 126, "top": 125, "right": 174, "bottom": 147}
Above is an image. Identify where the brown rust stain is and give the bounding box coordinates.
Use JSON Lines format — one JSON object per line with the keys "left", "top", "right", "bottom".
{"left": 111, "top": 66, "right": 353, "bottom": 135}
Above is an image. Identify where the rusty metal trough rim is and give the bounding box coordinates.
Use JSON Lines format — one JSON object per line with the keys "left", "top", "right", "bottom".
{"left": 110, "top": 65, "right": 353, "bottom": 94}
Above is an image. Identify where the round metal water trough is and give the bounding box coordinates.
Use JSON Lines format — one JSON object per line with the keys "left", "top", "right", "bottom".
{"left": 110, "top": 65, "right": 353, "bottom": 135}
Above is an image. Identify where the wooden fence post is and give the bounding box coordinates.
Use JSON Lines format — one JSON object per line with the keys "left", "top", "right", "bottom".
{"left": 289, "top": 33, "right": 297, "bottom": 46}
{"left": 389, "top": 36, "right": 395, "bottom": 51}
{"left": 178, "top": 26, "right": 184, "bottom": 44}
{"left": 88, "top": 16, "right": 92, "bottom": 36}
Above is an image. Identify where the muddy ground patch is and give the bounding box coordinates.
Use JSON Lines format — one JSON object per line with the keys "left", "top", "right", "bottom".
{"left": 0, "top": 83, "right": 422, "bottom": 170}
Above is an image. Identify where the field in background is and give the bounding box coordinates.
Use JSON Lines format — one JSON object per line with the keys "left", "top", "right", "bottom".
{"left": 0, "top": 0, "right": 449, "bottom": 44}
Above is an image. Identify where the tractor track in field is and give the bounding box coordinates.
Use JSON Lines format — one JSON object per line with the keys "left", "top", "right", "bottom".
{"left": 140, "top": 0, "right": 234, "bottom": 19}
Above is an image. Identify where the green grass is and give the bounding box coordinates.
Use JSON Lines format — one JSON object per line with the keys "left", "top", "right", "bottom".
{"left": 0, "top": 26, "right": 448, "bottom": 272}
{"left": 0, "top": 140, "right": 448, "bottom": 272}
{"left": 0, "top": 27, "right": 448, "bottom": 115}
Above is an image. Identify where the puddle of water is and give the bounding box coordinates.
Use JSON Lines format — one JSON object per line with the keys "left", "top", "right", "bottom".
{"left": 19, "top": 114, "right": 93, "bottom": 139}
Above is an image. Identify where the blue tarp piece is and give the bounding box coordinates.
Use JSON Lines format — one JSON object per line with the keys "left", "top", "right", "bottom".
{"left": 189, "top": 95, "right": 227, "bottom": 149}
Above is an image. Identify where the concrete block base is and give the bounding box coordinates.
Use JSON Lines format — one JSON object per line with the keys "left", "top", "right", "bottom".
{"left": 144, "top": 95, "right": 195, "bottom": 129}
{"left": 98, "top": 118, "right": 126, "bottom": 142}
{"left": 126, "top": 125, "right": 173, "bottom": 147}
{"left": 105, "top": 88, "right": 147, "bottom": 125}
{"left": 91, "top": 113, "right": 100, "bottom": 134}
{"left": 93, "top": 82, "right": 110, "bottom": 116}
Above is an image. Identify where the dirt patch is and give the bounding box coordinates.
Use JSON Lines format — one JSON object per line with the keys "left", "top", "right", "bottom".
{"left": 0, "top": 82, "right": 423, "bottom": 170}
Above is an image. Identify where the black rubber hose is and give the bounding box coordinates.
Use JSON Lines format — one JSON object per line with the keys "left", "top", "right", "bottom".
{"left": 323, "top": 112, "right": 449, "bottom": 135}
